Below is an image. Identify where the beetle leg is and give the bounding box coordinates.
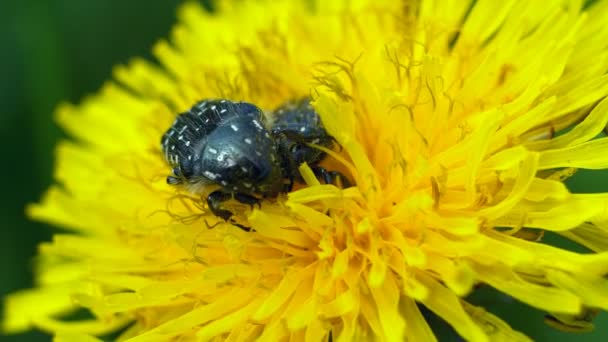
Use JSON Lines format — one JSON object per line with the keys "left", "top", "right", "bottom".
{"left": 207, "top": 190, "right": 234, "bottom": 221}
{"left": 206, "top": 190, "right": 251, "bottom": 231}
{"left": 329, "top": 135, "right": 342, "bottom": 152}
{"left": 233, "top": 193, "right": 261, "bottom": 209}
{"left": 312, "top": 167, "right": 351, "bottom": 188}
{"left": 166, "top": 175, "right": 182, "bottom": 185}
{"left": 283, "top": 175, "right": 294, "bottom": 192}
{"left": 167, "top": 167, "right": 183, "bottom": 185}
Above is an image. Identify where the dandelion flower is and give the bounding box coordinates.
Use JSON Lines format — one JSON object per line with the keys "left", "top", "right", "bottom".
{"left": 6, "top": 0, "right": 608, "bottom": 341}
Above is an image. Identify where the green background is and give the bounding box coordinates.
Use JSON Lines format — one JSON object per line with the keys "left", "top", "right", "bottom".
{"left": 0, "top": 0, "right": 607, "bottom": 341}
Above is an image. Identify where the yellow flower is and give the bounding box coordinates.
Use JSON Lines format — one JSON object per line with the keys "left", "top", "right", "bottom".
{"left": 5, "top": 0, "right": 608, "bottom": 340}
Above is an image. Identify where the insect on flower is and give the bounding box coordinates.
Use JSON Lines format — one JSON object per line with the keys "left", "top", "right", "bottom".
{"left": 161, "top": 98, "right": 349, "bottom": 229}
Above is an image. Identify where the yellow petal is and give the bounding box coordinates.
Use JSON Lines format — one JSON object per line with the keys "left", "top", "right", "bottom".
{"left": 400, "top": 297, "right": 437, "bottom": 342}
{"left": 472, "top": 262, "right": 581, "bottom": 314}
{"left": 539, "top": 137, "right": 608, "bottom": 169}
{"left": 462, "top": 302, "right": 532, "bottom": 342}
{"left": 417, "top": 272, "right": 488, "bottom": 342}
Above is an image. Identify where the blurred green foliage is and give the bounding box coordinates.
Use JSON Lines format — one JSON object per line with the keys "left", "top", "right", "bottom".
{"left": 0, "top": 0, "right": 607, "bottom": 341}
{"left": 0, "top": 1, "right": 182, "bottom": 341}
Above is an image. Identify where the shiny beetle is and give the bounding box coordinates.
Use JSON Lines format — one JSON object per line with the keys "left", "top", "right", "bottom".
{"left": 161, "top": 98, "right": 347, "bottom": 230}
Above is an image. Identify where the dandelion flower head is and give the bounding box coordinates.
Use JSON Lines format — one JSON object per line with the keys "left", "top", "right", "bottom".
{"left": 5, "top": 0, "right": 608, "bottom": 341}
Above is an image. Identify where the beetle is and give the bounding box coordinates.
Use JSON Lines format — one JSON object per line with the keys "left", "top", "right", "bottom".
{"left": 161, "top": 98, "right": 348, "bottom": 230}
{"left": 271, "top": 98, "right": 348, "bottom": 189}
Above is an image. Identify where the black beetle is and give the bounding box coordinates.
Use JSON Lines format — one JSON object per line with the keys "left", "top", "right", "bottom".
{"left": 161, "top": 98, "right": 348, "bottom": 230}
{"left": 271, "top": 98, "right": 340, "bottom": 189}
